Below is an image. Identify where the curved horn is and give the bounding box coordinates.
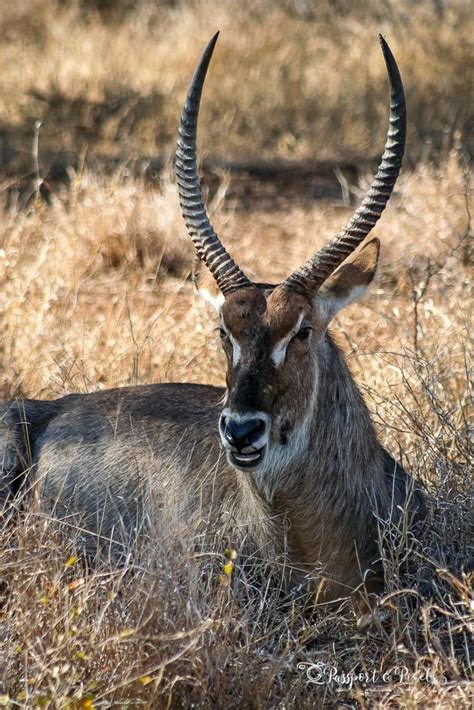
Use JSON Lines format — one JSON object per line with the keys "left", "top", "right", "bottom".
{"left": 176, "top": 33, "right": 252, "bottom": 295}
{"left": 284, "top": 36, "right": 406, "bottom": 295}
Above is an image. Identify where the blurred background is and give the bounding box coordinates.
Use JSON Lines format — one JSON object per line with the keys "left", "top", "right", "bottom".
{"left": 0, "top": 0, "right": 471, "bottom": 199}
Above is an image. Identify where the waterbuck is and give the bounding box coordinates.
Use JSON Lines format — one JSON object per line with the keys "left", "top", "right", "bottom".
{"left": 1, "top": 34, "right": 425, "bottom": 605}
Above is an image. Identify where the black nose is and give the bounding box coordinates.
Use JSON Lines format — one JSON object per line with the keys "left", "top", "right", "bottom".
{"left": 221, "top": 417, "right": 266, "bottom": 451}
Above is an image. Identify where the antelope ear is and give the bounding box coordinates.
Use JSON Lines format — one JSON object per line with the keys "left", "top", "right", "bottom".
{"left": 315, "top": 238, "right": 380, "bottom": 325}
{"left": 193, "top": 256, "right": 225, "bottom": 311}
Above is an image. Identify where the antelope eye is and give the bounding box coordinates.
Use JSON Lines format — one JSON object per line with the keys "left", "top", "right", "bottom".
{"left": 294, "top": 327, "right": 312, "bottom": 342}
{"left": 219, "top": 326, "right": 228, "bottom": 340}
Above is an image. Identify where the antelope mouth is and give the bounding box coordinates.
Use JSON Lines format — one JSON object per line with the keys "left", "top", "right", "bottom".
{"left": 229, "top": 446, "right": 266, "bottom": 470}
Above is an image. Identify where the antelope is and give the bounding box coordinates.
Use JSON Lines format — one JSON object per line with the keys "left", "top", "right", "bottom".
{"left": 1, "top": 34, "right": 425, "bottom": 606}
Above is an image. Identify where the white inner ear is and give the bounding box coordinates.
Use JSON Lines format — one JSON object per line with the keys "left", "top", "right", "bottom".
{"left": 197, "top": 286, "right": 225, "bottom": 311}
{"left": 316, "top": 284, "right": 368, "bottom": 325}
{"left": 271, "top": 312, "right": 305, "bottom": 366}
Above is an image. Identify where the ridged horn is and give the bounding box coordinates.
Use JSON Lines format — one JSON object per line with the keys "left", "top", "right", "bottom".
{"left": 284, "top": 36, "right": 406, "bottom": 295}
{"left": 176, "top": 32, "right": 252, "bottom": 295}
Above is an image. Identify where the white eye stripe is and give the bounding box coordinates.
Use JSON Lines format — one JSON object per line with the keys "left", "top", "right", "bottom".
{"left": 271, "top": 339, "right": 289, "bottom": 366}
{"left": 222, "top": 312, "right": 307, "bottom": 369}
{"left": 270, "top": 312, "right": 305, "bottom": 366}
{"left": 229, "top": 333, "right": 241, "bottom": 366}
{"left": 220, "top": 320, "right": 242, "bottom": 366}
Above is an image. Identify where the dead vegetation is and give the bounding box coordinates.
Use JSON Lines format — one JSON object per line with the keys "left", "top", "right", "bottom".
{"left": 0, "top": 0, "right": 472, "bottom": 176}
{"left": 0, "top": 152, "right": 471, "bottom": 708}
{"left": 0, "top": 1, "right": 472, "bottom": 707}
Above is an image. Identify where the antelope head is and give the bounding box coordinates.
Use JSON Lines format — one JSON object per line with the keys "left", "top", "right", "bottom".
{"left": 176, "top": 33, "right": 405, "bottom": 473}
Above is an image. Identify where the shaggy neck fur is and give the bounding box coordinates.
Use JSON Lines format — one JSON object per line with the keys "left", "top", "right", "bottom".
{"left": 236, "top": 332, "right": 386, "bottom": 595}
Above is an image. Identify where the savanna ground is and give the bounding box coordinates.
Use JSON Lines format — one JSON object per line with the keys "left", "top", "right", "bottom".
{"left": 0, "top": 1, "right": 472, "bottom": 707}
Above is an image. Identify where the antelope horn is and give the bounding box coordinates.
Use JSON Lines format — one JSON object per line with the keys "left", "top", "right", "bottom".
{"left": 284, "top": 36, "right": 406, "bottom": 295}
{"left": 176, "top": 32, "right": 252, "bottom": 295}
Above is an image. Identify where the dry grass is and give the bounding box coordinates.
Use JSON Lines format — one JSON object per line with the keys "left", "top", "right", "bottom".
{"left": 0, "top": 0, "right": 472, "bottom": 172}
{"left": 0, "top": 152, "right": 472, "bottom": 707}
{"left": 0, "top": 1, "right": 472, "bottom": 707}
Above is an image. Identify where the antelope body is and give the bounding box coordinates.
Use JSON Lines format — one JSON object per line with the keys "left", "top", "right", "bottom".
{"left": 1, "top": 34, "right": 425, "bottom": 603}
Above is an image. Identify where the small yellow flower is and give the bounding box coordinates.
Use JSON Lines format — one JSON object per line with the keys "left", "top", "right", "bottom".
{"left": 224, "top": 548, "right": 237, "bottom": 560}
{"left": 65, "top": 554, "right": 78, "bottom": 568}
{"left": 138, "top": 675, "right": 153, "bottom": 686}
{"left": 223, "top": 561, "right": 233, "bottom": 576}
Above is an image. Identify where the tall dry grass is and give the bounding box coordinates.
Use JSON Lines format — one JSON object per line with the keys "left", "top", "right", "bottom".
{"left": 0, "top": 151, "right": 472, "bottom": 707}
{"left": 0, "top": 0, "right": 471, "bottom": 171}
